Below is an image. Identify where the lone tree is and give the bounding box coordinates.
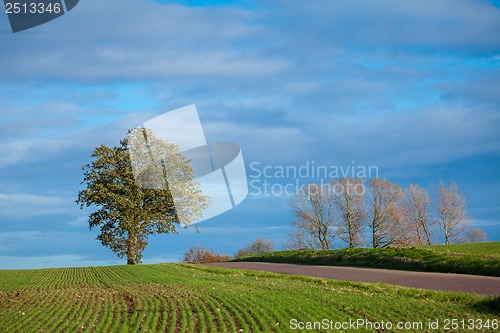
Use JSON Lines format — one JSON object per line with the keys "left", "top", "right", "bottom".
{"left": 77, "top": 128, "right": 209, "bottom": 264}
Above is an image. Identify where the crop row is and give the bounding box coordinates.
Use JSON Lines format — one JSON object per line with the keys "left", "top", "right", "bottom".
{"left": 1, "top": 264, "right": 498, "bottom": 332}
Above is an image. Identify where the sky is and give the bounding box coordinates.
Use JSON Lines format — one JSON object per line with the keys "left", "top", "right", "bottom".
{"left": 0, "top": 0, "right": 499, "bottom": 269}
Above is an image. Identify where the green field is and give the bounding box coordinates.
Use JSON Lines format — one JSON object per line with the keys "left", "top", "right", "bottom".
{"left": 232, "top": 242, "right": 500, "bottom": 277}
{"left": 0, "top": 264, "right": 498, "bottom": 332}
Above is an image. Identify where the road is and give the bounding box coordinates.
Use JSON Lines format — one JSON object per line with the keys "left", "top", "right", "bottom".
{"left": 205, "top": 262, "right": 500, "bottom": 295}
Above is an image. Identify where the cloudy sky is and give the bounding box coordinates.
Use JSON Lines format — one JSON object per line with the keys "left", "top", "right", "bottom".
{"left": 1, "top": 0, "right": 499, "bottom": 269}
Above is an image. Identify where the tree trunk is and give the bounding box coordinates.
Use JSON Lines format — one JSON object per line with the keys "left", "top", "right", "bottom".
{"left": 372, "top": 220, "right": 378, "bottom": 248}
{"left": 348, "top": 219, "right": 355, "bottom": 248}
{"left": 127, "top": 232, "right": 138, "bottom": 265}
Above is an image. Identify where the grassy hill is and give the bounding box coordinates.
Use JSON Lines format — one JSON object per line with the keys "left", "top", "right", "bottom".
{"left": 0, "top": 264, "right": 498, "bottom": 332}
{"left": 232, "top": 242, "right": 500, "bottom": 277}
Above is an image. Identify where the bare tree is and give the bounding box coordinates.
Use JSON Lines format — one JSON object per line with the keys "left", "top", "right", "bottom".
{"left": 368, "top": 179, "right": 404, "bottom": 248}
{"left": 432, "top": 180, "right": 470, "bottom": 244}
{"left": 400, "top": 184, "right": 433, "bottom": 245}
{"left": 332, "top": 177, "right": 366, "bottom": 248}
{"left": 236, "top": 238, "right": 274, "bottom": 257}
{"left": 389, "top": 201, "right": 416, "bottom": 246}
{"left": 287, "top": 183, "right": 336, "bottom": 250}
{"left": 464, "top": 227, "right": 489, "bottom": 243}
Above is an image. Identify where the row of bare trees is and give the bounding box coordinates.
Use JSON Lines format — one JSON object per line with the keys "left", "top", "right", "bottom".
{"left": 287, "top": 178, "right": 486, "bottom": 250}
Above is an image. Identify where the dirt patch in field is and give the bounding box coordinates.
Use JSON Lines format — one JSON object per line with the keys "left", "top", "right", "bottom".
{"left": 122, "top": 293, "right": 136, "bottom": 313}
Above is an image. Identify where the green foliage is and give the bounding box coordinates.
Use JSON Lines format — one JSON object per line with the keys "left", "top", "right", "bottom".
{"left": 232, "top": 242, "right": 500, "bottom": 277}
{"left": 76, "top": 129, "right": 209, "bottom": 264}
{"left": 0, "top": 264, "right": 498, "bottom": 332}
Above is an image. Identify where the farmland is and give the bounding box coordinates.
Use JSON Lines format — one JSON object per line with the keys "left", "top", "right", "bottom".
{"left": 232, "top": 242, "right": 500, "bottom": 277}
{"left": 0, "top": 264, "right": 498, "bottom": 332}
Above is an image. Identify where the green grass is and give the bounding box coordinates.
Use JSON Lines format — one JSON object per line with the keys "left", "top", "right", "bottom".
{"left": 232, "top": 242, "right": 500, "bottom": 277}
{"left": 0, "top": 264, "right": 498, "bottom": 332}
{"left": 416, "top": 242, "right": 500, "bottom": 256}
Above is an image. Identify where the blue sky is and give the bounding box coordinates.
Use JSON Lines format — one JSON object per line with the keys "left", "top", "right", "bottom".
{"left": 1, "top": 0, "right": 499, "bottom": 269}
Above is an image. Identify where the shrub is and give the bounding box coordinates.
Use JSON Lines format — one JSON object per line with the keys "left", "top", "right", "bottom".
{"left": 235, "top": 249, "right": 253, "bottom": 258}
{"left": 235, "top": 239, "right": 274, "bottom": 258}
{"left": 183, "top": 245, "right": 231, "bottom": 264}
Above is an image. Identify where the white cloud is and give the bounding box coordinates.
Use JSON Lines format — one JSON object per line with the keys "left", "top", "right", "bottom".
{"left": 275, "top": 0, "right": 500, "bottom": 52}
{"left": 0, "top": 141, "right": 37, "bottom": 167}
{"left": 203, "top": 121, "right": 308, "bottom": 164}
{"left": 2, "top": 0, "right": 497, "bottom": 82}
{"left": 0, "top": 231, "right": 97, "bottom": 255}
{"left": 471, "top": 219, "right": 500, "bottom": 227}
{"left": 200, "top": 102, "right": 500, "bottom": 170}
{"left": 305, "top": 105, "right": 500, "bottom": 169}
{"left": 0, "top": 0, "right": 286, "bottom": 81}
{"left": 0, "top": 97, "right": 152, "bottom": 169}
{"left": 67, "top": 216, "right": 88, "bottom": 227}
{"left": 0, "top": 193, "right": 74, "bottom": 218}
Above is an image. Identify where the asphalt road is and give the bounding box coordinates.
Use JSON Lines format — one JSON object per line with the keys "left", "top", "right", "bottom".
{"left": 205, "top": 262, "right": 500, "bottom": 295}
